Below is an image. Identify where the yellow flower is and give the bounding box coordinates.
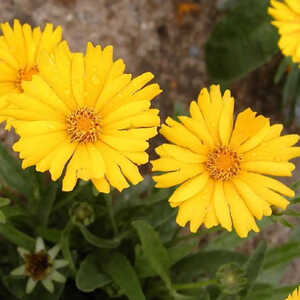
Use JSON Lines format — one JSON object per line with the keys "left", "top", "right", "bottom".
{"left": 268, "top": 0, "right": 300, "bottom": 63}
{"left": 151, "top": 85, "right": 300, "bottom": 238}
{"left": 0, "top": 19, "right": 62, "bottom": 95}
{"left": 3, "top": 42, "right": 162, "bottom": 192}
{"left": 286, "top": 286, "right": 300, "bottom": 300}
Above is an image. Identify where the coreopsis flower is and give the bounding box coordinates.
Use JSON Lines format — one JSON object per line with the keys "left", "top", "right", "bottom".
{"left": 268, "top": 0, "right": 300, "bottom": 63}
{"left": 11, "top": 237, "right": 68, "bottom": 294}
{"left": 286, "top": 286, "right": 300, "bottom": 300}
{"left": 0, "top": 19, "right": 62, "bottom": 96}
{"left": 152, "top": 85, "right": 300, "bottom": 238}
{"left": 2, "top": 42, "right": 161, "bottom": 192}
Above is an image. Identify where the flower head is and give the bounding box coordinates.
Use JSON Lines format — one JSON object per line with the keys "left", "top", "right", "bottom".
{"left": 286, "top": 286, "right": 300, "bottom": 300}
{"left": 152, "top": 85, "right": 300, "bottom": 238}
{"left": 11, "top": 237, "right": 68, "bottom": 294}
{"left": 3, "top": 42, "right": 161, "bottom": 192}
{"left": 268, "top": 0, "right": 300, "bottom": 63}
{"left": 0, "top": 19, "right": 62, "bottom": 95}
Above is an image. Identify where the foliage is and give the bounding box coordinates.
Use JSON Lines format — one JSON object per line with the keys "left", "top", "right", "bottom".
{"left": 0, "top": 142, "right": 298, "bottom": 300}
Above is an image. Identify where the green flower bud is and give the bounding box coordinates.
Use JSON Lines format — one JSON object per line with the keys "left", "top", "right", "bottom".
{"left": 216, "top": 263, "right": 247, "bottom": 295}
{"left": 69, "top": 202, "right": 95, "bottom": 226}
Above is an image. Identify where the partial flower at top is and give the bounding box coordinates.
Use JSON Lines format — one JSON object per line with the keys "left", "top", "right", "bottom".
{"left": 152, "top": 85, "right": 300, "bottom": 238}
{"left": 0, "top": 19, "right": 62, "bottom": 96}
{"left": 268, "top": 0, "right": 300, "bottom": 63}
{"left": 2, "top": 42, "right": 162, "bottom": 192}
{"left": 286, "top": 286, "right": 300, "bottom": 300}
{"left": 11, "top": 237, "right": 68, "bottom": 294}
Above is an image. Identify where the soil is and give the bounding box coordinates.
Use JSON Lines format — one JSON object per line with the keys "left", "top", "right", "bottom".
{"left": 0, "top": 0, "right": 299, "bottom": 285}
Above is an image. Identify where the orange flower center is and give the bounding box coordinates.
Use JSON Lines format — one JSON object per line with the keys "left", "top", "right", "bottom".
{"left": 205, "top": 146, "right": 241, "bottom": 181}
{"left": 66, "top": 107, "right": 101, "bottom": 144}
{"left": 25, "top": 250, "right": 51, "bottom": 281}
{"left": 15, "top": 65, "right": 39, "bottom": 92}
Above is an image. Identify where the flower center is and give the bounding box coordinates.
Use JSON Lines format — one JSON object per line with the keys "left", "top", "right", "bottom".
{"left": 66, "top": 107, "right": 101, "bottom": 144}
{"left": 15, "top": 65, "right": 39, "bottom": 92}
{"left": 205, "top": 146, "right": 241, "bottom": 181}
{"left": 25, "top": 251, "right": 51, "bottom": 281}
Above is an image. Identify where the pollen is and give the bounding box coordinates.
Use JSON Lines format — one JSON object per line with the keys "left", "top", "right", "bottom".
{"left": 15, "top": 65, "right": 39, "bottom": 92}
{"left": 25, "top": 251, "right": 51, "bottom": 281}
{"left": 66, "top": 107, "right": 101, "bottom": 144}
{"left": 205, "top": 146, "right": 241, "bottom": 181}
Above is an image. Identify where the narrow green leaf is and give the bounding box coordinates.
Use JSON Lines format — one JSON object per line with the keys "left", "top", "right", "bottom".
{"left": 76, "top": 253, "right": 111, "bottom": 292}
{"left": 279, "top": 218, "right": 293, "bottom": 228}
{"left": 60, "top": 222, "right": 76, "bottom": 274}
{"left": 78, "top": 224, "right": 119, "bottom": 248}
{"left": 243, "top": 241, "right": 267, "bottom": 294}
{"left": 101, "top": 252, "right": 146, "bottom": 300}
{"left": 0, "top": 211, "right": 6, "bottom": 224}
{"left": 0, "top": 143, "right": 35, "bottom": 197}
{"left": 205, "top": 0, "right": 278, "bottom": 85}
{"left": 263, "top": 242, "right": 300, "bottom": 269}
{"left": 132, "top": 220, "right": 172, "bottom": 290}
{"left": 36, "top": 182, "right": 58, "bottom": 227}
{"left": 0, "top": 223, "right": 35, "bottom": 250}
{"left": 274, "top": 57, "right": 291, "bottom": 84}
{"left": 290, "top": 197, "right": 300, "bottom": 204}
{"left": 168, "top": 240, "right": 198, "bottom": 266}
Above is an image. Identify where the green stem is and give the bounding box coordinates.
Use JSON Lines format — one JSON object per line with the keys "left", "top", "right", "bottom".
{"left": 174, "top": 279, "right": 217, "bottom": 291}
{"left": 104, "top": 194, "right": 118, "bottom": 236}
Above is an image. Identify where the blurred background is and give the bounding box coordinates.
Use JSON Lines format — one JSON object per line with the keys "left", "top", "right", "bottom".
{"left": 0, "top": 0, "right": 299, "bottom": 285}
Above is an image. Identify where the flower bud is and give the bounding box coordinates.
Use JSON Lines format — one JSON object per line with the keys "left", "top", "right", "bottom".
{"left": 69, "top": 202, "right": 95, "bottom": 226}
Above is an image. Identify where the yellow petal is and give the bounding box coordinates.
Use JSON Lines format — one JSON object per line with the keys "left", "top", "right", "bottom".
{"left": 238, "top": 171, "right": 294, "bottom": 198}
{"left": 169, "top": 172, "right": 209, "bottom": 205}
{"left": 71, "top": 53, "right": 85, "bottom": 107}
{"left": 241, "top": 161, "right": 295, "bottom": 177}
{"left": 160, "top": 118, "right": 205, "bottom": 154}
{"left": 213, "top": 181, "right": 232, "bottom": 231}
{"left": 49, "top": 142, "right": 77, "bottom": 181}
{"left": 101, "top": 134, "right": 148, "bottom": 152}
{"left": 233, "top": 178, "right": 272, "bottom": 220}
{"left": 176, "top": 180, "right": 213, "bottom": 231}
{"left": 153, "top": 164, "right": 204, "bottom": 188}
{"left": 218, "top": 90, "right": 234, "bottom": 146}
{"left": 155, "top": 144, "right": 207, "bottom": 163}
{"left": 237, "top": 119, "right": 270, "bottom": 153}
{"left": 224, "top": 182, "right": 259, "bottom": 238}
{"left": 92, "top": 177, "right": 110, "bottom": 194}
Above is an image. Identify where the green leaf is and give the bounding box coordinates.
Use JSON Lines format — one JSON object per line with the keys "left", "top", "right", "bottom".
{"left": 274, "top": 57, "right": 291, "bottom": 84}
{"left": 290, "top": 197, "right": 300, "bottom": 204}
{"left": 173, "top": 250, "right": 247, "bottom": 283}
{"left": 168, "top": 240, "right": 198, "bottom": 266}
{"left": 60, "top": 222, "right": 76, "bottom": 275}
{"left": 0, "top": 211, "right": 6, "bottom": 224}
{"left": 0, "top": 223, "right": 35, "bottom": 250}
{"left": 132, "top": 220, "right": 172, "bottom": 290}
{"left": 282, "top": 63, "right": 300, "bottom": 124}
{"left": 205, "top": 0, "right": 278, "bottom": 85}
{"left": 101, "top": 252, "right": 146, "bottom": 300}
{"left": 246, "top": 284, "right": 297, "bottom": 300}
{"left": 258, "top": 242, "right": 300, "bottom": 284}
{"left": 76, "top": 252, "right": 111, "bottom": 292}
{"left": 78, "top": 224, "right": 119, "bottom": 248}
{"left": 36, "top": 182, "right": 58, "bottom": 227}
{"left": 0, "top": 197, "right": 10, "bottom": 208}
{"left": 0, "top": 143, "right": 36, "bottom": 198}
{"left": 243, "top": 241, "right": 267, "bottom": 294}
